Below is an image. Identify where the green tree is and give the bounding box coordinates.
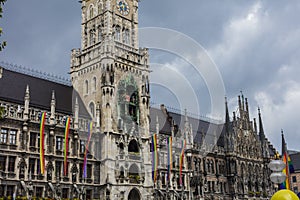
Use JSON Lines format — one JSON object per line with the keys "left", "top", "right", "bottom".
{"left": 0, "top": 0, "right": 7, "bottom": 51}
{"left": 0, "top": 106, "right": 5, "bottom": 119}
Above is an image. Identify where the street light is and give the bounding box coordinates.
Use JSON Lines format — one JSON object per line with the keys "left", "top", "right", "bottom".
{"left": 268, "top": 160, "right": 286, "bottom": 184}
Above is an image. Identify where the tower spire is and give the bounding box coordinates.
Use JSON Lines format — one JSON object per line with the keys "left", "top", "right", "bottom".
{"left": 23, "top": 85, "right": 30, "bottom": 121}
{"left": 50, "top": 90, "right": 56, "bottom": 125}
{"left": 225, "top": 97, "right": 230, "bottom": 132}
{"left": 258, "top": 107, "right": 265, "bottom": 142}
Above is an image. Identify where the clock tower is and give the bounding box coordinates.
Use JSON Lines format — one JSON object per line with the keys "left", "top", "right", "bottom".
{"left": 70, "top": 0, "right": 152, "bottom": 199}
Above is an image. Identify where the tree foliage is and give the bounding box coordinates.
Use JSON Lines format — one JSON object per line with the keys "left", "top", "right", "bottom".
{"left": 0, "top": 0, "right": 7, "bottom": 51}
{"left": 0, "top": 106, "right": 5, "bottom": 119}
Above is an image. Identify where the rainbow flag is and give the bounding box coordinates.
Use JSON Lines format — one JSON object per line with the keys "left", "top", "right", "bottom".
{"left": 83, "top": 122, "right": 93, "bottom": 178}
{"left": 288, "top": 155, "right": 295, "bottom": 173}
{"left": 151, "top": 134, "right": 158, "bottom": 183}
{"left": 179, "top": 139, "right": 186, "bottom": 186}
{"left": 167, "top": 136, "right": 172, "bottom": 182}
{"left": 279, "top": 152, "right": 290, "bottom": 190}
{"left": 39, "top": 112, "right": 46, "bottom": 175}
{"left": 279, "top": 132, "right": 294, "bottom": 190}
{"left": 64, "top": 117, "right": 71, "bottom": 176}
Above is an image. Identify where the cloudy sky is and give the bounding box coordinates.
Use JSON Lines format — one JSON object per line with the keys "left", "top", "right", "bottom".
{"left": 1, "top": 0, "right": 300, "bottom": 151}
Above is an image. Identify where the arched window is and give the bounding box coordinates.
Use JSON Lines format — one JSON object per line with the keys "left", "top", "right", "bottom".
{"left": 97, "top": 0, "right": 103, "bottom": 14}
{"left": 115, "top": 26, "right": 121, "bottom": 41}
{"left": 128, "top": 140, "right": 139, "bottom": 153}
{"left": 93, "top": 77, "right": 97, "bottom": 91}
{"left": 120, "top": 166, "right": 125, "bottom": 178}
{"left": 89, "top": 5, "right": 94, "bottom": 18}
{"left": 119, "top": 143, "right": 124, "bottom": 154}
{"left": 98, "top": 27, "right": 102, "bottom": 42}
{"left": 89, "top": 102, "right": 95, "bottom": 117}
{"left": 85, "top": 80, "right": 89, "bottom": 94}
{"left": 211, "top": 160, "right": 215, "bottom": 174}
{"left": 128, "top": 164, "right": 139, "bottom": 184}
{"left": 124, "top": 29, "right": 130, "bottom": 45}
{"left": 117, "top": 75, "right": 139, "bottom": 123}
{"left": 90, "top": 30, "right": 95, "bottom": 45}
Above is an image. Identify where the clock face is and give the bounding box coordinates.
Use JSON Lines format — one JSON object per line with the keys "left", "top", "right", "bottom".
{"left": 117, "top": 0, "right": 130, "bottom": 16}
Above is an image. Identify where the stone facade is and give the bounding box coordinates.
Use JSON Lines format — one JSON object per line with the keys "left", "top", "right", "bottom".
{"left": 0, "top": 0, "right": 278, "bottom": 199}
{"left": 290, "top": 152, "right": 300, "bottom": 194}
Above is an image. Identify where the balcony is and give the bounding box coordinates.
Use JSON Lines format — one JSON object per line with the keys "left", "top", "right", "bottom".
{"left": 128, "top": 153, "right": 141, "bottom": 161}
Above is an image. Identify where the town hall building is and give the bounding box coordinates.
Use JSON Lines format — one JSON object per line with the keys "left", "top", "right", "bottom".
{"left": 0, "top": 0, "right": 277, "bottom": 199}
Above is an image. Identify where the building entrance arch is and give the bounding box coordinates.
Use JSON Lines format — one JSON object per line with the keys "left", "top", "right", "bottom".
{"left": 128, "top": 188, "right": 141, "bottom": 200}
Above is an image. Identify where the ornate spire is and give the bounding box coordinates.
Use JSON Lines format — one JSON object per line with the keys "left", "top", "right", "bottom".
{"left": 50, "top": 90, "right": 56, "bottom": 125}
{"left": 253, "top": 118, "right": 257, "bottom": 133}
{"left": 74, "top": 96, "right": 79, "bottom": 130}
{"left": 156, "top": 115, "right": 159, "bottom": 134}
{"left": 23, "top": 85, "right": 30, "bottom": 121}
{"left": 96, "top": 102, "right": 101, "bottom": 132}
{"left": 258, "top": 107, "right": 265, "bottom": 142}
{"left": 225, "top": 97, "right": 230, "bottom": 133}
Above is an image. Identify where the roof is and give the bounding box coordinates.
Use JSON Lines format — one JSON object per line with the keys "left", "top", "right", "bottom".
{"left": 149, "top": 105, "right": 225, "bottom": 147}
{"left": 290, "top": 152, "right": 300, "bottom": 171}
{"left": 0, "top": 67, "right": 73, "bottom": 114}
{"left": 0, "top": 66, "right": 223, "bottom": 146}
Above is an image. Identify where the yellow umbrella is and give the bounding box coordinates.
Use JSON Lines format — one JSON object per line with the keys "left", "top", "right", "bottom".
{"left": 271, "top": 190, "right": 299, "bottom": 200}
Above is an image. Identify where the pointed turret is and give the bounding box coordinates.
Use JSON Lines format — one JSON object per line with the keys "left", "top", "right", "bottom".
{"left": 238, "top": 95, "right": 242, "bottom": 114}
{"left": 184, "top": 108, "right": 189, "bottom": 140}
{"left": 281, "top": 129, "right": 287, "bottom": 156}
{"left": 225, "top": 97, "right": 230, "bottom": 133}
{"left": 50, "top": 90, "right": 56, "bottom": 125}
{"left": 23, "top": 85, "right": 30, "bottom": 121}
{"left": 74, "top": 96, "right": 79, "bottom": 130}
{"left": 96, "top": 102, "right": 101, "bottom": 132}
{"left": 258, "top": 108, "right": 265, "bottom": 142}
{"left": 253, "top": 118, "right": 257, "bottom": 133}
{"left": 155, "top": 115, "right": 159, "bottom": 134}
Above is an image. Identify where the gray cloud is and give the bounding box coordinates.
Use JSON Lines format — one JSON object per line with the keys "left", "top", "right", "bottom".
{"left": 1, "top": 0, "right": 300, "bottom": 151}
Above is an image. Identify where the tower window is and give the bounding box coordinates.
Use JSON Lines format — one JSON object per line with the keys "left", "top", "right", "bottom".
{"left": 128, "top": 140, "right": 139, "bottom": 153}
{"left": 115, "top": 26, "right": 121, "bottom": 41}
{"left": 90, "top": 30, "right": 95, "bottom": 45}
{"left": 89, "top": 102, "right": 95, "bottom": 117}
{"left": 98, "top": 0, "right": 103, "bottom": 14}
{"left": 124, "top": 29, "right": 130, "bottom": 45}
{"left": 89, "top": 5, "right": 94, "bottom": 19}
{"left": 93, "top": 77, "right": 97, "bottom": 91}
{"left": 98, "top": 28, "right": 102, "bottom": 42}
{"left": 85, "top": 80, "right": 89, "bottom": 94}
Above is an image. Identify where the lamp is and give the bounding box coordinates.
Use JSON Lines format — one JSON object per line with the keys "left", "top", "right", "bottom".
{"left": 268, "top": 159, "right": 286, "bottom": 184}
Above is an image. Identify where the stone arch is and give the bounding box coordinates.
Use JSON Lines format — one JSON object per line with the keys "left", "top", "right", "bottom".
{"left": 128, "top": 164, "right": 139, "bottom": 184}
{"left": 128, "top": 188, "right": 141, "bottom": 200}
